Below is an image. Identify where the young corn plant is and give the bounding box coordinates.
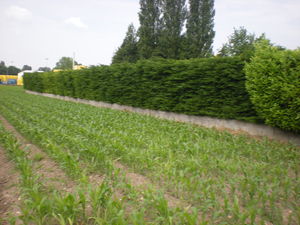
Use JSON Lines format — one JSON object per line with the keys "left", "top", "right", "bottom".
{"left": 1, "top": 86, "right": 299, "bottom": 225}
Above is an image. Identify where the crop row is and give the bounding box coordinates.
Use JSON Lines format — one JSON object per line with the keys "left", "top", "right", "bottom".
{"left": 0, "top": 115, "right": 204, "bottom": 224}
{"left": 0, "top": 87, "right": 203, "bottom": 224}
{"left": 0, "top": 86, "right": 299, "bottom": 224}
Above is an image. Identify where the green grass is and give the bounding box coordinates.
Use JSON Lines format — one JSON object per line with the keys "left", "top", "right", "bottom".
{"left": 0, "top": 86, "right": 299, "bottom": 224}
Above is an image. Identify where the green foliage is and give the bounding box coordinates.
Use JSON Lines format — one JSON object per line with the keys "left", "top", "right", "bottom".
{"left": 112, "top": 24, "right": 139, "bottom": 64}
{"left": 159, "top": 0, "right": 187, "bottom": 59}
{"left": 245, "top": 40, "right": 300, "bottom": 132}
{"left": 116, "top": 0, "right": 216, "bottom": 61}
{"left": 138, "top": 0, "right": 163, "bottom": 59}
{"left": 7, "top": 66, "right": 21, "bottom": 75}
{"left": 24, "top": 72, "right": 44, "bottom": 92}
{"left": 0, "top": 61, "right": 21, "bottom": 74}
{"left": 24, "top": 57, "right": 259, "bottom": 122}
{"left": 218, "top": 27, "right": 256, "bottom": 60}
{"left": 185, "top": 0, "right": 215, "bottom": 58}
{"left": 38, "top": 66, "right": 51, "bottom": 72}
{"left": 1, "top": 86, "right": 299, "bottom": 225}
{"left": 0, "top": 60, "right": 6, "bottom": 74}
{"left": 22, "top": 65, "right": 32, "bottom": 71}
{"left": 55, "top": 57, "right": 77, "bottom": 70}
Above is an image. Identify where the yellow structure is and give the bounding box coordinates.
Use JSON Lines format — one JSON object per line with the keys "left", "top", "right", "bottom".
{"left": 17, "top": 76, "right": 23, "bottom": 86}
{"left": 0, "top": 75, "right": 18, "bottom": 85}
{"left": 53, "top": 69, "right": 63, "bottom": 72}
{"left": 73, "top": 65, "right": 87, "bottom": 70}
{"left": 53, "top": 65, "right": 87, "bottom": 72}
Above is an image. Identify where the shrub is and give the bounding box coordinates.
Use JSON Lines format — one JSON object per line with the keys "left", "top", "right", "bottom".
{"left": 245, "top": 40, "right": 300, "bottom": 132}
{"left": 24, "top": 57, "right": 260, "bottom": 122}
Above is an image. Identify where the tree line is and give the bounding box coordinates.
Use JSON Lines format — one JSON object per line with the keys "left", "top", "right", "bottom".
{"left": 0, "top": 61, "right": 53, "bottom": 75}
{"left": 0, "top": 57, "right": 78, "bottom": 75}
{"left": 112, "top": 0, "right": 271, "bottom": 64}
{"left": 0, "top": 61, "right": 30, "bottom": 75}
{"left": 112, "top": 0, "right": 215, "bottom": 63}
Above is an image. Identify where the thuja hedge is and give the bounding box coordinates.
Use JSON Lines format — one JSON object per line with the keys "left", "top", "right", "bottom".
{"left": 245, "top": 40, "right": 300, "bottom": 133}
{"left": 24, "top": 57, "right": 260, "bottom": 122}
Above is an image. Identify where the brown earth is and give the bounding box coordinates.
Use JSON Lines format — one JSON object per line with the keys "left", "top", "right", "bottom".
{"left": 0, "top": 115, "right": 79, "bottom": 223}
{"left": 0, "top": 115, "right": 76, "bottom": 192}
{"left": 114, "top": 161, "right": 191, "bottom": 209}
{"left": 0, "top": 146, "right": 20, "bottom": 224}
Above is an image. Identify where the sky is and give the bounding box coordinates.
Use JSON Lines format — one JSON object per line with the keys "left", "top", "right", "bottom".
{"left": 0, "top": 0, "right": 299, "bottom": 70}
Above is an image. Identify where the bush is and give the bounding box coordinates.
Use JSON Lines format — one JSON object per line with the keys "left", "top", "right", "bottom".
{"left": 24, "top": 57, "right": 260, "bottom": 122}
{"left": 245, "top": 40, "right": 300, "bottom": 132}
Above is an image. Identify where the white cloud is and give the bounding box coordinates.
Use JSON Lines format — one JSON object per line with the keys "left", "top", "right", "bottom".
{"left": 64, "top": 17, "right": 88, "bottom": 29}
{"left": 5, "top": 5, "right": 32, "bottom": 20}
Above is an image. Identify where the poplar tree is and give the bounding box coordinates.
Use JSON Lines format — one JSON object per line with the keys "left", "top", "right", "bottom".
{"left": 159, "top": 0, "right": 187, "bottom": 59}
{"left": 185, "top": 0, "right": 215, "bottom": 58}
{"left": 137, "top": 0, "right": 162, "bottom": 59}
{"left": 112, "top": 24, "right": 138, "bottom": 64}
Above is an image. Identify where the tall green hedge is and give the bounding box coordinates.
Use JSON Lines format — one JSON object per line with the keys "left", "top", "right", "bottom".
{"left": 245, "top": 40, "right": 300, "bottom": 133}
{"left": 24, "top": 57, "right": 260, "bottom": 122}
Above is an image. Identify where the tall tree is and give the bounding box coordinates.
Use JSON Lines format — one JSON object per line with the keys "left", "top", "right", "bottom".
{"left": 55, "top": 57, "right": 78, "bottom": 70}
{"left": 38, "top": 67, "right": 51, "bottom": 72}
{"left": 218, "top": 27, "right": 255, "bottom": 58}
{"left": 138, "top": 0, "right": 162, "bottom": 59}
{"left": 22, "top": 65, "right": 32, "bottom": 71}
{"left": 0, "top": 61, "right": 21, "bottom": 75}
{"left": 159, "top": 0, "right": 187, "bottom": 59}
{"left": 185, "top": 0, "right": 215, "bottom": 58}
{"left": 0, "top": 61, "right": 6, "bottom": 74}
{"left": 7, "top": 66, "right": 21, "bottom": 75}
{"left": 112, "top": 24, "right": 139, "bottom": 64}
{"left": 218, "top": 27, "right": 268, "bottom": 60}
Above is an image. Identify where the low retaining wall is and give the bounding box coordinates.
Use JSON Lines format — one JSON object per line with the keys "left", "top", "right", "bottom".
{"left": 26, "top": 90, "right": 300, "bottom": 146}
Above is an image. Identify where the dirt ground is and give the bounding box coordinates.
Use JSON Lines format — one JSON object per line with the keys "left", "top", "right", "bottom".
{"left": 0, "top": 146, "right": 20, "bottom": 224}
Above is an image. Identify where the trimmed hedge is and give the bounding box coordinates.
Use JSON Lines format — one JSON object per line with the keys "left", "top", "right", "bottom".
{"left": 245, "top": 40, "right": 300, "bottom": 133}
{"left": 24, "top": 57, "right": 260, "bottom": 122}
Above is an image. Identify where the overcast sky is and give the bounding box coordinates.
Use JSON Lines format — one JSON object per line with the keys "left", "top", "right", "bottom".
{"left": 0, "top": 0, "right": 299, "bottom": 70}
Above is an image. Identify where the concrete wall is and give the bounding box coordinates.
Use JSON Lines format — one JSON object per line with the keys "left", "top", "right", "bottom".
{"left": 26, "top": 90, "right": 300, "bottom": 146}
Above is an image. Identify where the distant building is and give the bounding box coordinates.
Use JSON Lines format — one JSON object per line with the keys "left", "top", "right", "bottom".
{"left": 53, "top": 65, "right": 87, "bottom": 72}
{"left": 53, "top": 69, "right": 63, "bottom": 72}
{"left": 73, "top": 65, "right": 87, "bottom": 70}
{"left": 0, "top": 75, "right": 18, "bottom": 85}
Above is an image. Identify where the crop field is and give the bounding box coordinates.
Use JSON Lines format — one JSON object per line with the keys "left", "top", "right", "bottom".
{"left": 0, "top": 86, "right": 299, "bottom": 225}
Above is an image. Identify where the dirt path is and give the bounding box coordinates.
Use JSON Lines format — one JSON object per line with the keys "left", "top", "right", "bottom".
{"left": 0, "top": 146, "right": 20, "bottom": 224}
{"left": 0, "top": 115, "right": 76, "bottom": 193}
{"left": 114, "top": 162, "right": 190, "bottom": 209}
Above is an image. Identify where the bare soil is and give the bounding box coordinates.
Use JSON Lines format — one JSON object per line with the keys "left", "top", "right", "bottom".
{"left": 0, "top": 146, "right": 20, "bottom": 224}
{"left": 0, "top": 115, "right": 79, "bottom": 223}
{"left": 114, "top": 161, "right": 190, "bottom": 209}
{"left": 0, "top": 115, "right": 76, "bottom": 192}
